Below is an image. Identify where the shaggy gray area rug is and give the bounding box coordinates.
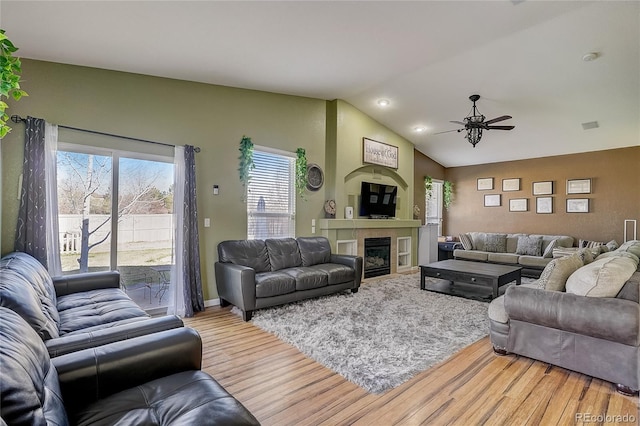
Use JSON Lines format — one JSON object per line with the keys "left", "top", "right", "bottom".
{"left": 239, "top": 274, "right": 532, "bottom": 394}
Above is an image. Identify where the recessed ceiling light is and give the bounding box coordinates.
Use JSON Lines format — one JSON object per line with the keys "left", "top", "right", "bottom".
{"left": 582, "top": 52, "right": 599, "bottom": 62}
{"left": 377, "top": 99, "right": 390, "bottom": 107}
{"left": 414, "top": 126, "right": 427, "bottom": 133}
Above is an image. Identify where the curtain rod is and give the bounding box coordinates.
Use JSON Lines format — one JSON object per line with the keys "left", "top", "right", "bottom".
{"left": 10, "top": 115, "right": 200, "bottom": 153}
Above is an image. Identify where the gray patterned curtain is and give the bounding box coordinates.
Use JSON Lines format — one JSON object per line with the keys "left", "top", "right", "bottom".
{"left": 15, "top": 116, "right": 48, "bottom": 266}
{"left": 182, "top": 145, "right": 204, "bottom": 316}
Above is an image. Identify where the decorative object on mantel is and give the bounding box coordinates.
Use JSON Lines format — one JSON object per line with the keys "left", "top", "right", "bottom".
{"left": 413, "top": 204, "right": 421, "bottom": 220}
{"left": 566, "top": 198, "right": 589, "bottom": 213}
{"left": 438, "top": 94, "right": 514, "bottom": 148}
{"left": 477, "top": 177, "right": 494, "bottom": 191}
{"left": 363, "top": 137, "right": 398, "bottom": 169}
{"left": 0, "top": 29, "right": 29, "bottom": 138}
{"left": 306, "top": 163, "right": 324, "bottom": 191}
{"left": 324, "top": 199, "right": 336, "bottom": 218}
{"left": 295, "top": 148, "right": 307, "bottom": 199}
{"left": 536, "top": 197, "right": 553, "bottom": 214}
{"left": 443, "top": 180, "right": 453, "bottom": 210}
{"left": 533, "top": 181, "right": 553, "bottom": 195}
{"left": 567, "top": 178, "right": 591, "bottom": 194}
{"left": 502, "top": 178, "right": 520, "bottom": 192}
{"left": 237, "top": 135, "right": 255, "bottom": 202}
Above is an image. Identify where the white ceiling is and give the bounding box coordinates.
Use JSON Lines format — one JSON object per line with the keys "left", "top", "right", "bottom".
{"left": 2, "top": 1, "right": 639, "bottom": 167}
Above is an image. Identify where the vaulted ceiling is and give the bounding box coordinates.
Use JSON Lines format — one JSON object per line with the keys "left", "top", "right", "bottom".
{"left": 2, "top": 1, "right": 638, "bottom": 167}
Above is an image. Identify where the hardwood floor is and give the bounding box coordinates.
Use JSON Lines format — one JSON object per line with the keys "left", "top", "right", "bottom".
{"left": 185, "top": 307, "right": 638, "bottom": 426}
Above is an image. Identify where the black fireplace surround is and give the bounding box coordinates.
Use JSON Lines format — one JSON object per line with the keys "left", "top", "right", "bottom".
{"left": 364, "top": 237, "right": 391, "bottom": 278}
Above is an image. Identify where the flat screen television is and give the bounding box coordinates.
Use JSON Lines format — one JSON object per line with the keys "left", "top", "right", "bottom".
{"left": 359, "top": 181, "right": 398, "bottom": 218}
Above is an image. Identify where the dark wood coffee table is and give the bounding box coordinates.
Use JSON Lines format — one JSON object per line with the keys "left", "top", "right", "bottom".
{"left": 420, "top": 260, "right": 522, "bottom": 301}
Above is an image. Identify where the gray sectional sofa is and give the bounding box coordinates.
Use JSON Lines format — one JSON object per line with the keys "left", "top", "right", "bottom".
{"left": 215, "top": 236, "right": 363, "bottom": 321}
{"left": 454, "top": 232, "right": 574, "bottom": 277}
{"left": 488, "top": 240, "right": 640, "bottom": 395}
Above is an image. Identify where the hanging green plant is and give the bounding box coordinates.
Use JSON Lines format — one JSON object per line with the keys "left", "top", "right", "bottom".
{"left": 295, "top": 148, "right": 308, "bottom": 199}
{"left": 424, "top": 176, "right": 433, "bottom": 200}
{"left": 443, "top": 180, "right": 453, "bottom": 210}
{"left": 238, "top": 136, "right": 255, "bottom": 201}
{"left": 0, "top": 29, "right": 28, "bottom": 138}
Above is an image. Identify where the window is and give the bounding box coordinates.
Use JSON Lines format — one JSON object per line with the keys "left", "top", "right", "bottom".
{"left": 247, "top": 147, "right": 295, "bottom": 239}
{"left": 56, "top": 143, "right": 175, "bottom": 312}
{"left": 426, "top": 180, "right": 443, "bottom": 236}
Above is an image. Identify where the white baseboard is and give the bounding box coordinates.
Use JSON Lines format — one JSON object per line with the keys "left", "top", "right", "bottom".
{"left": 204, "top": 298, "right": 220, "bottom": 307}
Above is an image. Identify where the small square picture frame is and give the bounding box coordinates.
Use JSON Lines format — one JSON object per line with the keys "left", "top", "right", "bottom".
{"left": 532, "top": 181, "right": 553, "bottom": 195}
{"left": 566, "top": 198, "right": 589, "bottom": 213}
{"left": 502, "top": 178, "right": 521, "bottom": 192}
{"left": 536, "top": 197, "right": 553, "bottom": 214}
{"left": 567, "top": 178, "right": 591, "bottom": 194}
{"left": 509, "top": 198, "right": 528, "bottom": 212}
{"left": 484, "top": 194, "right": 501, "bottom": 207}
{"left": 477, "top": 177, "right": 494, "bottom": 191}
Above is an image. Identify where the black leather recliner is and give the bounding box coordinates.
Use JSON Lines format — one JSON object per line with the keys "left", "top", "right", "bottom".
{"left": 0, "top": 307, "right": 260, "bottom": 425}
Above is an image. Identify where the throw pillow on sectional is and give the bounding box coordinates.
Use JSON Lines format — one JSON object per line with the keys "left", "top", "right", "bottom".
{"left": 579, "top": 239, "right": 604, "bottom": 249}
{"left": 484, "top": 233, "right": 507, "bottom": 253}
{"left": 459, "top": 233, "right": 474, "bottom": 251}
{"left": 618, "top": 240, "right": 640, "bottom": 258}
{"left": 537, "top": 254, "right": 584, "bottom": 292}
{"left": 575, "top": 248, "right": 594, "bottom": 264}
{"left": 516, "top": 235, "right": 543, "bottom": 256}
{"left": 542, "top": 239, "right": 559, "bottom": 258}
{"left": 606, "top": 239, "right": 619, "bottom": 251}
{"left": 566, "top": 256, "right": 638, "bottom": 297}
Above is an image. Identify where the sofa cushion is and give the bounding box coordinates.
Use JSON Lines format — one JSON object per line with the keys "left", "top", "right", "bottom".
{"left": 459, "top": 233, "right": 474, "bottom": 251}
{"left": 517, "top": 255, "right": 551, "bottom": 269}
{"left": 265, "top": 238, "right": 302, "bottom": 271}
{"left": 296, "top": 237, "right": 332, "bottom": 266}
{"left": 254, "top": 272, "right": 296, "bottom": 298}
{"left": 217, "top": 240, "right": 271, "bottom": 273}
{"left": 484, "top": 233, "right": 507, "bottom": 253}
{"left": 566, "top": 256, "right": 638, "bottom": 298}
{"left": 283, "top": 267, "right": 328, "bottom": 291}
{"left": 516, "top": 236, "right": 543, "bottom": 256}
{"left": 596, "top": 250, "right": 640, "bottom": 264}
{"left": 308, "top": 263, "right": 356, "bottom": 285}
{"left": 0, "top": 269, "right": 60, "bottom": 340}
{"left": 454, "top": 250, "right": 488, "bottom": 262}
{"left": 537, "top": 254, "right": 583, "bottom": 291}
{"left": 56, "top": 289, "right": 148, "bottom": 336}
{"left": 487, "top": 253, "right": 520, "bottom": 264}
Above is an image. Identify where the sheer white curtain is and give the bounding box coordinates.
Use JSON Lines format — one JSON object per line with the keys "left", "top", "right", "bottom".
{"left": 44, "top": 122, "right": 62, "bottom": 276}
{"left": 167, "top": 146, "right": 186, "bottom": 317}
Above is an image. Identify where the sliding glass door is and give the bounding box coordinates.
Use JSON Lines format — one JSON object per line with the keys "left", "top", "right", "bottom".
{"left": 56, "top": 144, "right": 175, "bottom": 313}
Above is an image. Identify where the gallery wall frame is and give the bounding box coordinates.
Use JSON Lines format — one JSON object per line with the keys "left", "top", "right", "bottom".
{"left": 502, "top": 178, "right": 521, "bottom": 192}
{"left": 509, "top": 198, "right": 528, "bottom": 212}
{"left": 477, "top": 177, "right": 494, "bottom": 191}
{"left": 484, "top": 194, "right": 501, "bottom": 207}
{"left": 567, "top": 198, "right": 589, "bottom": 213}
{"left": 567, "top": 178, "right": 591, "bottom": 194}
{"left": 536, "top": 197, "right": 553, "bottom": 214}
{"left": 532, "top": 181, "right": 553, "bottom": 195}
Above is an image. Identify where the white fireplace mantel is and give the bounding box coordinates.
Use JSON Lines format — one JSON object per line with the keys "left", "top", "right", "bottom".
{"left": 318, "top": 218, "right": 421, "bottom": 230}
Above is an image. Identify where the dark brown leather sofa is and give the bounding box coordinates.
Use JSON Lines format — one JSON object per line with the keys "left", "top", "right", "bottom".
{"left": 0, "top": 307, "right": 260, "bottom": 425}
{"left": 215, "top": 236, "right": 363, "bottom": 321}
{"left": 0, "top": 251, "right": 183, "bottom": 356}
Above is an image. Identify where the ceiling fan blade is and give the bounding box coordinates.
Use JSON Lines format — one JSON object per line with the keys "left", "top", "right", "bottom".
{"left": 432, "top": 129, "right": 463, "bottom": 135}
{"left": 486, "top": 125, "right": 515, "bottom": 130}
{"left": 449, "top": 120, "right": 466, "bottom": 126}
{"left": 484, "top": 115, "right": 512, "bottom": 125}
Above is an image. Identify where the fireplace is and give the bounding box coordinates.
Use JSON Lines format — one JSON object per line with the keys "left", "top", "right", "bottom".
{"left": 364, "top": 237, "right": 391, "bottom": 278}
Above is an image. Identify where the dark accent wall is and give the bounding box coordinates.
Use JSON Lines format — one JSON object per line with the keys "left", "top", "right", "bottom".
{"left": 413, "top": 149, "right": 445, "bottom": 225}
{"left": 441, "top": 146, "right": 640, "bottom": 243}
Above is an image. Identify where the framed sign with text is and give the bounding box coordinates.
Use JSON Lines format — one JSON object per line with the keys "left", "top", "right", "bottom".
{"left": 363, "top": 138, "right": 398, "bottom": 169}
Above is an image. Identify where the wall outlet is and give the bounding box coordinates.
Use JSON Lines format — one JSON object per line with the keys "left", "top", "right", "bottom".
{"left": 311, "top": 226, "right": 316, "bottom": 234}
{"left": 213, "top": 185, "right": 219, "bottom": 195}
{"left": 204, "top": 218, "right": 211, "bottom": 227}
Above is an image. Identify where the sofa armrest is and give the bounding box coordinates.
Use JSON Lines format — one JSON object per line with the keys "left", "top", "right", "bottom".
{"left": 330, "top": 254, "right": 363, "bottom": 287}
{"left": 53, "top": 327, "right": 202, "bottom": 417}
{"left": 504, "top": 285, "right": 639, "bottom": 346}
{"left": 214, "top": 262, "right": 256, "bottom": 311}
{"left": 53, "top": 271, "right": 120, "bottom": 296}
{"left": 46, "top": 315, "right": 184, "bottom": 357}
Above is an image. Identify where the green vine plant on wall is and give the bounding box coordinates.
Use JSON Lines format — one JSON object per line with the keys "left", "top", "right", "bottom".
{"left": 424, "top": 176, "right": 433, "bottom": 200}
{"left": 238, "top": 135, "right": 255, "bottom": 202}
{"left": 0, "top": 29, "right": 28, "bottom": 138}
{"left": 295, "top": 148, "right": 307, "bottom": 199}
{"left": 443, "top": 180, "right": 453, "bottom": 210}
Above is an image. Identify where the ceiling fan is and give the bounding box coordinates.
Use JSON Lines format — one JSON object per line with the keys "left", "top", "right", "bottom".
{"left": 436, "top": 94, "right": 514, "bottom": 147}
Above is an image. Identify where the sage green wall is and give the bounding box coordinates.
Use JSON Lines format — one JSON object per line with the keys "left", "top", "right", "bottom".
{"left": 1, "top": 59, "right": 327, "bottom": 300}
{"left": 327, "top": 99, "right": 415, "bottom": 220}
